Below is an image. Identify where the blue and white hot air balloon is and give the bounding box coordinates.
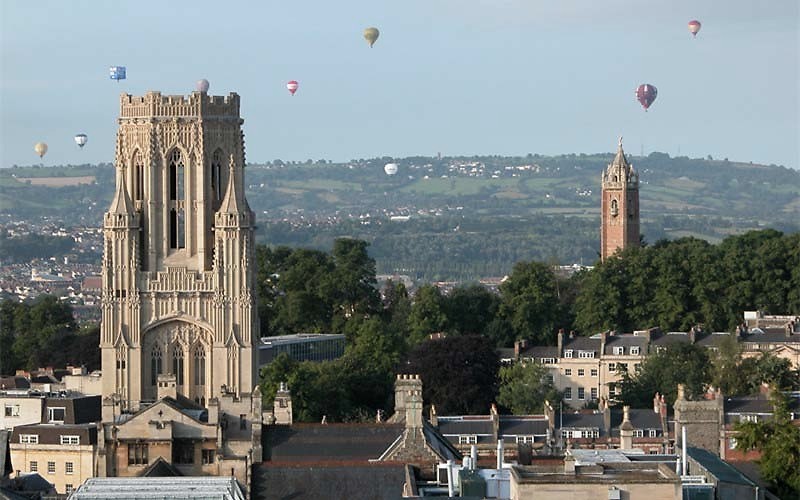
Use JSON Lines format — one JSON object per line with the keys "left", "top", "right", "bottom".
{"left": 109, "top": 66, "right": 126, "bottom": 81}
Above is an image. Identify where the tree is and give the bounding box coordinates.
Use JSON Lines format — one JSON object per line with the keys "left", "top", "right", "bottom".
{"left": 443, "top": 284, "right": 499, "bottom": 337}
{"left": 497, "top": 362, "right": 561, "bottom": 414}
{"left": 499, "top": 261, "right": 560, "bottom": 344}
{"left": 407, "top": 285, "right": 448, "bottom": 346}
{"left": 404, "top": 335, "right": 499, "bottom": 414}
{"left": 734, "top": 391, "right": 800, "bottom": 498}
{"left": 619, "top": 342, "right": 709, "bottom": 407}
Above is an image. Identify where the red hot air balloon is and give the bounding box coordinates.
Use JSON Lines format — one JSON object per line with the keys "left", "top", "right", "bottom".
{"left": 635, "top": 84, "right": 658, "bottom": 111}
{"left": 286, "top": 80, "right": 299, "bottom": 96}
{"left": 688, "top": 20, "right": 701, "bottom": 37}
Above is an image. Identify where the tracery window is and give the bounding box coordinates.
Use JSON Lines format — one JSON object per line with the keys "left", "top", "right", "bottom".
{"left": 194, "top": 346, "right": 206, "bottom": 386}
{"left": 151, "top": 345, "right": 163, "bottom": 386}
{"left": 173, "top": 347, "right": 184, "bottom": 385}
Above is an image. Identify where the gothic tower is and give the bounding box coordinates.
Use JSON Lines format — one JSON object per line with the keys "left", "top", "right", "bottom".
{"left": 100, "top": 91, "right": 258, "bottom": 410}
{"left": 600, "top": 138, "right": 639, "bottom": 261}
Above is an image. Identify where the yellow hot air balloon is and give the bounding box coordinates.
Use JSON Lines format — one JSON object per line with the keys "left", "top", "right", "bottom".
{"left": 363, "top": 27, "right": 380, "bottom": 48}
{"left": 34, "top": 142, "right": 48, "bottom": 158}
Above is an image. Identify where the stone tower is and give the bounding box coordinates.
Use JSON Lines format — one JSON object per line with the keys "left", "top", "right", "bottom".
{"left": 600, "top": 138, "right": 639, "bottom": 261}
{"left": 100, "top": 91, "right": 258, "bottom": 410}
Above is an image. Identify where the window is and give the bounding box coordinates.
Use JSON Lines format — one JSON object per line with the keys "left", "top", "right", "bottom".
{"left": 729, "top": 437, "right": 737, "bottom": 449}
{"left": 4, "top": 404, "right": 20, "bottom": 417}
{"left": 577, "top": 369, "right": 585, "bottom": 377}
{"left": 590, "top": 388, "right": 598, "bottom": 400}
{"left": 173, "top": 348, "right": 184, "bottom": 385}
{"left": 29, "top": 461, "right": 37, "bottom": 472}
{"left": 564, "top": 387, "right": 572, "bottom": 399}
{"left": 516, "top": 435, "right": 535, "bottom": 444}
{"left": 578, "top": 387, "right": 585, "bottom": 400}
{"left": 66, "top": 484, "right": 74, "bottom": 495}
{"left": 564, "top": 369, "right": 572, "bottom": 376}
{"left": 649, "top": 429, "right": 658, "bottom": 438}
{"left": 47, "top": 461, "right": 55, "bottom": 474}
{"left": 19, "top": 434, "right": 38, "bottom": 444}
{"left": 211, "top": 150, "right": 224, "bottom": 208}
{"left": 578, "top": 351, "right": 595, "bottom": 359}
{"left": 590, "top": 368, "right": 598, "bottom": 377}
{"left": 168, "top": 149, "right": 185, "bottom": 249}
{"left": 202, "top": 449, "right": 215, "bottom": 465}
{"left": 633, "top": 430, "right": 644, "bottom": 438}
{"left": 65, "top": 462, "right": 74, "bottom": 474}
{"left": 608, "top": 363, "right": 617, "bottom": 372}
{"left": 561, "top": 430, "right": 571, "bottom": 439}
{"left": 132, "top": 150, "right": 144, "bottom": 202}
{"left": 739, "top": 414, "right": 759, "bottom": 423}
{"left": 173, "top": 439, "right": 194, "bottom": 464}
{"left": 194, "top": 346, "right": 206, "bottom": 386}
{"left": 617, "top": 363, "right": 628, "bottom": 372}
{"left": 128, "top": 443, "right": 148, "bottom": 466}
{"left": 540, "top": 357, "right": 556, "bottom": 364}
{"left": 60, "top": 435, "right": 80, "bottom": 445}
{"left": 564, "top": 350, "right": 573, "bottom": 358}
{"left": 458, "top": 435, "right": 478, "bottom": 444}
{"left": 630, "top": 346, "right": 640, "bottom": 355}
{"left": 48, "top": 407, "right": 66, "bottom": 423}
{"left": 613, "top": 346, "right": 624, "bottom": 355}
{"left": 151, "top": 345, "right": 163, "bottom": 386}
{"left": 239, "top": 414, "right": 247, "bottom": 430}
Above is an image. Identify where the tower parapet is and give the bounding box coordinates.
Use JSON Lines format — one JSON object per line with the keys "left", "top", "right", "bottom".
{"left": 119, "top": 91, "right": 241, "bottom": 121}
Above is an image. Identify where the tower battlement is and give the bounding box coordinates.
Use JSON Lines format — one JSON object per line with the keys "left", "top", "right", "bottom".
{"left": 119, "top": 91, "right": 240, "bottom": 120}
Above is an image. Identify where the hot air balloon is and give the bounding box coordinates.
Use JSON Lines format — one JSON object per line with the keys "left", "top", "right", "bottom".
{"left": 109, "top": 66, "right": 126, "bottom": 82}
{"left": 286, "top": 80, "right": 299, "bottom": 96}
{"left": 363, "top": 27, "right": 380, "bottom": 48}
{"left": 34, "top": 142, "right": 48, "bottom": 158}
{"left": 196, "top": 79, "right": 210, "bottom": 93}
{"left": 635, "top": 84, "right": 658, "bottom": 111}
{"left": 688, "top": 20, "right": 701, "bottom": 37}
{"left": 74, "top": 134, "right": 88, "bottom": 149}
{"left": 384, "top": 163, "right": 399, "bottom": 176}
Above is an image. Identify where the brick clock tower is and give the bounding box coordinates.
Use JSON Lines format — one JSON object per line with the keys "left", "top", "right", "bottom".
{"left": 600, "top": 138, "right": 639, "bottom": 261}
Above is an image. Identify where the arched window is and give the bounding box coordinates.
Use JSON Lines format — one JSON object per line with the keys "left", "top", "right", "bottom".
{"left": 211, "top": 150, "right": 223, "bottom": 208}
{"left": 169, "top": 150, "right": 184, "bottom": 201}
{"left": 610, "top": 199, "right": 619, "bottom": 216}
{"left": 173, "top": 347, "right": 184, "bottom": 385}
{"left": 132, "top": 150, "right": 144, "bottom": 202}
{"left": 151, "top": 346, "right": 163, "bottom": 386}
{"left": 194, "top": 346, "right": 206, "bottom": 386}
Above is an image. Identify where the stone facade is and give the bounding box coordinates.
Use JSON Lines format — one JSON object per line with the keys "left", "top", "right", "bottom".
{"left": 673, "top": 384, "right": 723, "bottom": 456}
{"left": 98, "top": 90, "right": 260, "bottom": 489}
{"left": 600, "top": 138, "right": 640, "bottom": 261}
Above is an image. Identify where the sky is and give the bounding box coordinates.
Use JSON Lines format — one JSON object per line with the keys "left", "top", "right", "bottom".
{"left": 1, "top": 0, "right": 798, "bottom": 169}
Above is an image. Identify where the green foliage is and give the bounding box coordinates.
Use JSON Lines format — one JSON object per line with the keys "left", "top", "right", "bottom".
{"left": 0, "top": 233, "right": 75, "bottom": 263}
{"left": 407, "top": 285, "right": 448, "bottom": 345}
{"left": 712, "top": 338, "right": 799, "bottom": 396}
{"left": 497, "top": 362, "right": 561, "bottom": 414}
{"left": 498, "top": 261, "right": 561, "bottom": 345}
{"left": 575, "top": 232, "right": 800, "bottom": 333}
{"left": 733, "top": 392, "right": 800, "bottom": 498}
{"left": 404, "top": 335, "right": 499, "bottom": 414}
{"left": 0, "top": 296, "right": 96, "bottom": 374}
{"left": 619, "top": 343, "right": 710, "bottom": 407}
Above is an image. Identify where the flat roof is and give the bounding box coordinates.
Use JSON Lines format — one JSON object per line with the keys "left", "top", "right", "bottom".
{"left": 69, "top": 477, "right": 245, "bottom": 499}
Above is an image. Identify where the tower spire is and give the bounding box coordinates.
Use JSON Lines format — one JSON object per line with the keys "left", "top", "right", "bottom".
{"left": 217, "top": 154, "right": 243, "bottom": 215}
{"left": 108, "top": 167, "right": 134, "bottom": 215}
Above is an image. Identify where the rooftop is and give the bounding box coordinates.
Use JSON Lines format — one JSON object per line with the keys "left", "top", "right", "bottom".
{"left": 69, "top": 477, "right": 245, "bottom": 499}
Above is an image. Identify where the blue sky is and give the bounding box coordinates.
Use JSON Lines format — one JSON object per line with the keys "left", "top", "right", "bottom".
{"left": 1, "top": 0, "right": 797, "bottom": 168}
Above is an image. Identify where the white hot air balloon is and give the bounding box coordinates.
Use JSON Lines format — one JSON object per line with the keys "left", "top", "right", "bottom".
{"left": 74, "top": 134, "right": 88, "bottom": 148}
{"left": 196, "top": 79, "right": 210, "bottom": 93}
{"left": 384, "top": 163, "right": 399, "bottom": 175}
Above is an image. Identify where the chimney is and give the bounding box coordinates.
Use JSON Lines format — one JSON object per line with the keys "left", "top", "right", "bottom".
{"left": 490, "top": 403, "right": 500, "bottom": 442}
{"left": 273, "top": 382, "right": 293, "bottom": 425}
{"left": 429, "top": 405, "right": 438, "bottom": 427}
{"left": 688, "top": 326, "right": 696, "bottom": 344}
{"left": 600, "top": 331, "right": 608, "bottom": 356}
{"left": 654, "top": 392, "right": 661, "bottom": 414}
{"left": 156, "top": 374, "right": 177, "bottom": 400}
{"left": 557, "top": 330, "right": 564, "bottom": 356}
{"left": 601, "top": 398, "right": 611, "bottom": 436}
{"left": 676, "top": 384, "right": 686, "bottom": 402}
{"left": 620, "top": 406, "right": 634, "bottom": 449}
{"left": 405, "top": 389, "right": 423, "bottom": 429}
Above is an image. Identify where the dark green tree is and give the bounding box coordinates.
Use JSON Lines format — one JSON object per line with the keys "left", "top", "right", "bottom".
{"left": 444, "top": 284, "right": 499, "bottom": 336}
{"left": 407, "top": 285, "right": 448, "bottom": 346}
{"left": 499, "top": 261, "right": 560, "bottom": 344}
{"left": 404, "top": 335, "right": 499, "bottom": 414}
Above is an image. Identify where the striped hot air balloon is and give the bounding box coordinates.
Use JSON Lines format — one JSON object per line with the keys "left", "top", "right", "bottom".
{"left": 635, "top": 84, "right": 658, "bottom": 111}
{"left": 286, "top": 80, "right": 299, "bottom": 96}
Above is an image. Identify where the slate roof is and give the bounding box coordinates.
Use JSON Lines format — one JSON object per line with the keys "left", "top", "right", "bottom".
{"left": 0, "top": 377, "right": 30, "bottom": 390}
{"left": 562, "top": 336, "right": 601, "bottom": 354}
{"left": 609, "top": 409, "right": 668, "bottom": 431}
{"left": 265, "top": 423, "right": 404, "bottom": 463}
{"left": 437, "top": 417, "right": 493, "bottom": 436}
{"left": 420, "top": 421, "right": 462, "bottom": 462}
{"left": 0, "top": 486, "right": 29, "bottom": 500}
{"left": 695, "top": 332, "right": 735, "bottom": 348}
{"left": 499, "top": 417, "right": 549, "bottom": 436}
{"left": 650, "top": 332, "right": 692, "bottom": 346}
{"left": 519, "top": 346, "right": 558, "bottom": 360}
{"left": 254, "top": 463, "right": 406, "bottom": 500}
{"left": 603, "top": 335, "right": 649, "bottom": 354}
{"left": 687, "top": 447, "right": 757, "bottom": 487}
{"left": 139, "top": 456, "right": 183, "bottom": 477}
{"left": 560, "top": 412, "right": 604, "bottom": 430}
{"left": 740, "top": 329, "right": 800, "bottom": 344}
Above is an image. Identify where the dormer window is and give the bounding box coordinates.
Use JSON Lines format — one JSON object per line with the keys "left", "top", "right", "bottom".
{"left": 613, "top": 346, "right": 624, "bottom": 355}
{"left": 630, "top": 346, "right": 640, "bottom": 355}
{"left": 564, "top": 350, "right": 573, "bottom": 358}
